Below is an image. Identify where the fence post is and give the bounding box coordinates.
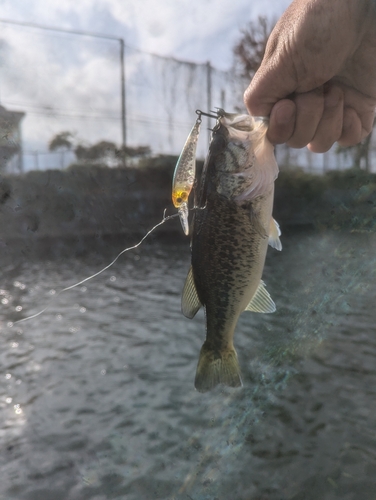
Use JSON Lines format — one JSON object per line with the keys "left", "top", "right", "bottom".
{"left": 33, "top": 151, "right": 39, "bottom": 170}
{"left": 323, "top": 151, "right": 328, "bottom": 172}
{"left": 206, "top": 61, "right": 212, "bottom": 149}
{"left": 220, "top": 89, "right": 225, "bottom": 110}
{"left": 120, "top": 38, "right": 126, "bottom": 167}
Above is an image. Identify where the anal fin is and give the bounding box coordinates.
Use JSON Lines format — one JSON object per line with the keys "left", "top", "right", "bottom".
{"left": 245, "top": 280, "right": 276, "bottom": 313}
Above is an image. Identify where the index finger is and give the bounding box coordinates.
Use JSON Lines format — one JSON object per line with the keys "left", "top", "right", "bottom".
{"left": 266, "top": 99, "right": 297, "bottom": 144}
{"left": 243, "top": 62, "right": 299, "bottom": 143}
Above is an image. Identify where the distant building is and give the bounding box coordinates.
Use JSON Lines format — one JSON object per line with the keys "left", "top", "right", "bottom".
{"left": 0, "top": 104, "right": 25, "bottom": 173}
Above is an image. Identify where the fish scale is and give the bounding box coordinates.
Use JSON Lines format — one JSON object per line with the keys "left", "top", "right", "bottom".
{"left": 193, "top": 195, "right": 267, "bottom": 325}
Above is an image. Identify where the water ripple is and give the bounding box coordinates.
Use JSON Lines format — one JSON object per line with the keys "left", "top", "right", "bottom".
{"left": 0, "top": 232, "right": 376, "bottom": 499}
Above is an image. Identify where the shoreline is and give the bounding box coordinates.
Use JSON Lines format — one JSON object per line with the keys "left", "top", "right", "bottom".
{"left": 0, "top": 162, "right": 375, "bottom": 260}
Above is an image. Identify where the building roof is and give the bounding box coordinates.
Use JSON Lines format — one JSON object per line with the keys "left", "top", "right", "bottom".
{"left": 0, "top": 105, "right": 25, "bottom": 125}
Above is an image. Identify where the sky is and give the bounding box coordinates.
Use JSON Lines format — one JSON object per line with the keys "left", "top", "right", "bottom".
{"left": 0, "top": 0, "right": 290, "bottom": 68}
{"left": 0, "top": 0, "right": 292, "bottom": 171}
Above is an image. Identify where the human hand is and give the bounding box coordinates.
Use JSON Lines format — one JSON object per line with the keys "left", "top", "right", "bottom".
{"left": 244, "top": 0, "right": 376, "bottom": 152}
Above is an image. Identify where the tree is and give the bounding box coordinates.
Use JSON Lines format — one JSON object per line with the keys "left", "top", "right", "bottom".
{"left": 74, "top": 140, "right": 117, "bottom": 162}
{"left": 48, "top": 131, "right": 74, "bottom": 152}
{"left": 233, "top": 16, "right": 276, "bottom": 80}
{"left": 123, "top": 145, "right": 151, "bottom": 159}
{"left": 74, "top": 141, "right": 151, "bottom": 166}
{"left": 48, "top": 131, "right": 75, "bottom": 168}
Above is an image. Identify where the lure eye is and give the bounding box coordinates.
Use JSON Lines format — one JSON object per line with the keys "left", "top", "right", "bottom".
{"left": 172, "top": 189, "right": 189, "bottom": 208}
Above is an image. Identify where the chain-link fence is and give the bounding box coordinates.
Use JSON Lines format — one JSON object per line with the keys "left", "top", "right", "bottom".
{"left": 0, "top": 19, "right": 374, "bottom": 174}
{"left": 0, "top": 20, "right": 249, "bottom": 173}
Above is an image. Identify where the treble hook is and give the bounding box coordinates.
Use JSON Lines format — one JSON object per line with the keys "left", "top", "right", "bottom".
{"left": 196, "top": 109, "right": 218, "bottom": 120}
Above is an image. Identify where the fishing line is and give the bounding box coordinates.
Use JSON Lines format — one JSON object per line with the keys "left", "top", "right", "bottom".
{"left": 9, "top": 210, "right": 179, "bottom": 326}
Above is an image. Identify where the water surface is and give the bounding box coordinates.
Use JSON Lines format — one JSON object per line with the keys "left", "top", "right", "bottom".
{"left": 1, "top": 229, "right": 376, "bottom": 500}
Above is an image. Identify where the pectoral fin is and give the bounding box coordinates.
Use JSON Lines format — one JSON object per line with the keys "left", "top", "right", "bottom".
{"left": 245, "top": 280, "right": 276, "bottom": 313}
{"left": 250, "top": 209, "right": 268, "bottom": 239}
{"left": 181, "top": 266, "right": 202, "bottom": 319}
{"left": 268, "top": 217, "right": 282, "bottom": 251}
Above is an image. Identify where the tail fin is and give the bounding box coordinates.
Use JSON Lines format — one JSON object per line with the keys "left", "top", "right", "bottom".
{"left": 194, "top": 343, "right": 242, "bottom": 393}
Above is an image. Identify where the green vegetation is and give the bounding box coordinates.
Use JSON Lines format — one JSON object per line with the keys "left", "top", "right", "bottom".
{"left": 275, "top": 168, "right": 376, "bottom": 231}
{"left": 233, "top": 16, "right": 275, "bottom": 80}
{"left": 48, "top": 132, "right": 151, "bottom": 167}
{"left": 0, "top": 163, "right": 376, "bottom": 245}
{"left": 0, "top": 156, "right": 181, "bottom": 242}
{"left": 48, "top": 131, "right": 74, "bottom": 152}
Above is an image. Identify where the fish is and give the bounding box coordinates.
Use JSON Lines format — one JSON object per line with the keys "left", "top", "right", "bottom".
{"left": 172, "top": 115, "right": 202, "bottom": 235}
{"left": 181, "top": 109, "right": 282, "bottom": 392}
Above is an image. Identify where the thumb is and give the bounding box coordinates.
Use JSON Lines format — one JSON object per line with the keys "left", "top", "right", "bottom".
{"left": 244, "top": 60, "right": 298, "bottom": 117}
{"left": 244, "top": 63, "right": 298, "bottom": 144}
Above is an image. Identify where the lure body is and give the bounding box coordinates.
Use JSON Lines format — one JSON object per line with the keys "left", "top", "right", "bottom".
{"left": 172, "top": 116, "right": 201, "bottom": 235}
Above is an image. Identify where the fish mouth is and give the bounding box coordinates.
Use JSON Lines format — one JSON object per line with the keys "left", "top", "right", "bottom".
{"left": 220, "top": 112, "right": 261, "bottom": 132}
{"left": 196, "top": 108, "right": 268, "bottom": 132}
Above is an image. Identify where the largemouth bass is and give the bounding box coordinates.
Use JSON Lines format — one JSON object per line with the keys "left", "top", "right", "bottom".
{"left": 181, "top": 109, "right": 282, "bottom": 392}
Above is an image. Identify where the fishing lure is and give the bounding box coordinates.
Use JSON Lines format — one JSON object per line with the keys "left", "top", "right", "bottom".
{"left": 172, "top": 110, "right": 221, "bottom": 234}
{"left": 172, "top": 111, "right": 202, "bottom": 235}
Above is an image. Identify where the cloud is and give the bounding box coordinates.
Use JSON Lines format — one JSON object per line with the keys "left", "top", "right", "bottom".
{"left": 0, "top": 0, "right": 291, "bottom": 65}
{"left": 101, "top": 0, "right": 290, "bottom": 67}
{"left": 0, "top": 0, "right": 291, "bottom": 170}
{"left": 1, "top": 24, "right": 122, "bottom": 150}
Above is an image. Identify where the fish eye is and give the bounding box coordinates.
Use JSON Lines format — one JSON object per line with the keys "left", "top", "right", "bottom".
{"left": 176, "top": 197, "right": 182, "bottom": 204}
